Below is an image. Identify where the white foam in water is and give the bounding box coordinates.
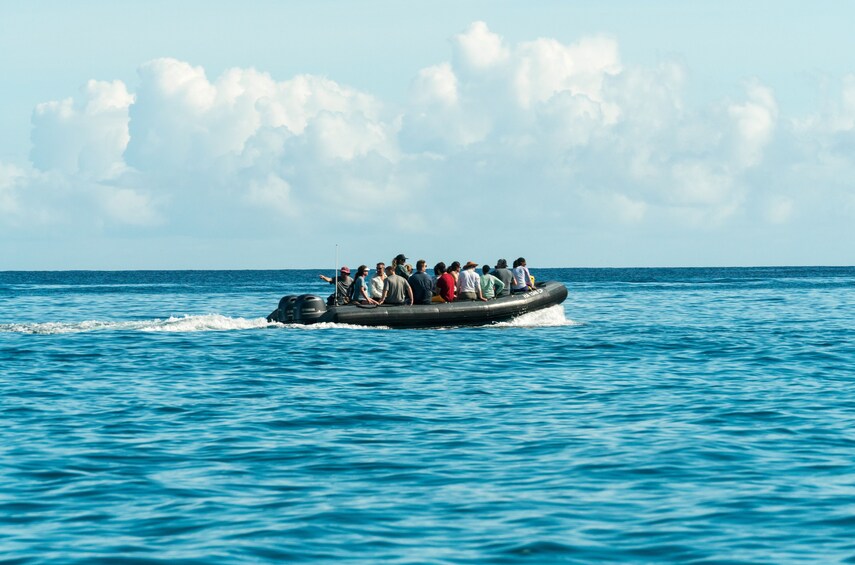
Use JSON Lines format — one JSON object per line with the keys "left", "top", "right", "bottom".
{"left": 0, "top": 315, "right": 276, "bottom": 335}
{"left": 1, "top": 320, "right": 151, "bottom": 335}
{"left": 0, "top": 307, "right": 577, "bottom": 334}
{"left": 141, "top": 314, "right": 273, "bottom": 332}
{"left": 493, "top": 304, "right": 580, "bottom": 328}
{"left": 283, "top": 305, "right": 576, "bottom": 330}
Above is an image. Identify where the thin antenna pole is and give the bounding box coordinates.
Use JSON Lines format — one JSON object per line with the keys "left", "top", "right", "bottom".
{"left": 334, "top": 244, "right": 339, "bottom": 306}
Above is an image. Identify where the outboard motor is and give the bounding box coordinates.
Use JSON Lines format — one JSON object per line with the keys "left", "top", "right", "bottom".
{"left": 267, "top": 295, "right": 299, "bottom": 323}
{"left": 279, "top": 295, "right": 298, "bottom": 323}
{"left": 293, "top": 294, "right": 327, "bottom": 324}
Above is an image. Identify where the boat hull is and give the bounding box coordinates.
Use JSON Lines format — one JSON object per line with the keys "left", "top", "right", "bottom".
{"left": 272, "top": 281, "right": 568, "bottom": 328}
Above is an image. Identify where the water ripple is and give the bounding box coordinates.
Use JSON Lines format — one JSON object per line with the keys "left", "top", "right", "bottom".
{"left": 1, "top": 267, "right": 855, "bottom": 562}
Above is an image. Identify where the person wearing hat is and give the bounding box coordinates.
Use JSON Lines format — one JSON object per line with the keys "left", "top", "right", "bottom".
{"left": 491, "top": 259, "right": 513, "bottom": 297}
{"left": 456, "top": 261, "right": 487, "bottom": 302}
{"left": 393, "top": 253, "right": 410, "bottom": 280}
{"left": 319, "top": 266, "right": 354, "bottom": 305}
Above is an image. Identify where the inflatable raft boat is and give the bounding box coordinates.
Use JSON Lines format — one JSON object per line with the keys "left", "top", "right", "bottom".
{"left": 267, "top": 280, "right": 568, "bottom": 328}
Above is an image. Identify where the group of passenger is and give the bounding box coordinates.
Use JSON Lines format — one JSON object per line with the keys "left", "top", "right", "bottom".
{"left": 319, "top": 253, "right": 536, "bottom": 306}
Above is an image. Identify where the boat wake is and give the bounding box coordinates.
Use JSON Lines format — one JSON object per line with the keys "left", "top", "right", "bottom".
{"left": 0, "top": 314, "right": 277, "bottom": 335}
{"left": 1, "top": 305, "right": 578, "bottom": 335}
{"left": 494, "top": 304, "right": 580, "bottom": 328}
{"left": 282, "top": 304, "right": 578, "bottom": 330}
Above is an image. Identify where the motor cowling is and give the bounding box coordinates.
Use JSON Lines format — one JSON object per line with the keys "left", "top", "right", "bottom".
{"left": 267, "top": 295, "right": 299, "bottom": 323}
{"left": 293, "top": 294, "right": 327, "bottom": 324}
{"left": 279, "top": 295, "right": 298, "bottom": 323}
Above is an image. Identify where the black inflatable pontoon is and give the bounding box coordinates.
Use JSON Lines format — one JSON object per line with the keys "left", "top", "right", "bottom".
{"left": 267, "top": 280, "right": 568, "bottom": 328}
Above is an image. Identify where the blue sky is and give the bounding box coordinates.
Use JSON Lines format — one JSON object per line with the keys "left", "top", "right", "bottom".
{"left": 1, "top": 1, "right": 853, "bottom": 269}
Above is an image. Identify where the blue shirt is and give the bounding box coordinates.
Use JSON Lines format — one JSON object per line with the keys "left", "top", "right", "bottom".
{"left": 351, "top": 276, "right": 369, "bottom": 302}
{"left": 408, "top": 271, "right": 434, "bottom": 305}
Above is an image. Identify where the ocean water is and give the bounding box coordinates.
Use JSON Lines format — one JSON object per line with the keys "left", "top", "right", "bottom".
{"left": 1, "top": 267, "right": 854, "bottom": 563}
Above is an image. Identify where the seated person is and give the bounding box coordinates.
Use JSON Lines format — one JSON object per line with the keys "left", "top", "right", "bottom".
{"left": 432, "top": 262, "right": 450, "bottom": 302}
{"left": 436, "top": 262, "right": 457, "bottom": 302}
{"left": 319, "top": 266, "right": 353, "bottom": 305}
{"left": 491, "top": 259, "right": 513, "bottom": 297}
{"left": 393, "top": 253, "right": 410, "bottom": 280}
{"left": 457, "top": 261, "right": 487, "bottom": 301}
{"left": 408, "top": 260, "right": 434, "bottom": 305}
{"left": 511, "top": 257, "right": 534, "bottom": 293}
{"left": 480, "top": 264, "right": 505, "bottom": 299}
{"left": 370, "top": 262, "right": 386, "bottom": 300}
{"left": 380, "top": 265, "right": 413, "bottom": 305}
{"left": 350, "top": 265, "right": 379, "bottom": 305}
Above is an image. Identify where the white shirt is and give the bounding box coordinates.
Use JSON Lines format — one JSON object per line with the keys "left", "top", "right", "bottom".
{"left": 513, "top": 265, "right": 532, "bottom": 289}
{"left": 370, "top": 275, "right": 385, "bottom": 299}
{"left": 457, "top": 269, "right": 481, "bottom": 293}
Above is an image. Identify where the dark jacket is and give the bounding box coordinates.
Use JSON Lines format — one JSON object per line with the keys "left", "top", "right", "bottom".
{"left": 408, "top": 272, "right": 434, "bottom": 305}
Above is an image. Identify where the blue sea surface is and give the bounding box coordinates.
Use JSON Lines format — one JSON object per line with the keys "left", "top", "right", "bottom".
{"left": 1, "top": 267, "right": 854, "bottom": 563}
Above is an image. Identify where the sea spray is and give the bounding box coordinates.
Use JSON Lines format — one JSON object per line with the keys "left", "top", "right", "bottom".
{"left": 0, "top": 315, "right": 275, "bottom": 335}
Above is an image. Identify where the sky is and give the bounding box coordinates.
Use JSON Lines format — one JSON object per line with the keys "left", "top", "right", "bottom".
{"left": 1, "top": 1, "right": 854, "bottom": 269}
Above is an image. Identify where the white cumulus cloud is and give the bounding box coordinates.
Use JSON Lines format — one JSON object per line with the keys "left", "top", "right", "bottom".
{"left": 453, "top": 21, "right": 510, "bottom": 72}
{"left": 728, "top": 81, "right": 778, "bottom": 168}
{"left": 31, "top": 80, "right": 133, "bottom": 179}
{"left": 0, "top": 163, "right": 26, "bottom": 216}
{"left": 3, "top": 21, "right": 854, "bottom": 267}
{"left": 513, "top": 35, "right": 621, "bottom": 110}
